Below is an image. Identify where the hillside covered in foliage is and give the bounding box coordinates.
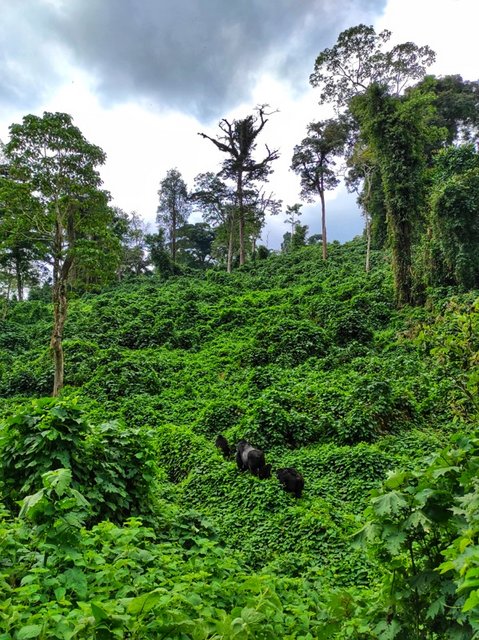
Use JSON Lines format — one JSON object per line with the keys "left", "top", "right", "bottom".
{"left": 1, "top": 19, "right": 479, "bottom": 640}
{"left": 1, "top": 239, "right": 478, "bottom": 638}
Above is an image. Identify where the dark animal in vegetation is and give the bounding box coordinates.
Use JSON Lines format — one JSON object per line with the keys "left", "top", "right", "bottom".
{"left": 215, "top": 434, "right": 231, "bottom": 458}
{"left": 258, "top": 463, "right": 272, "bottom": 479}
{"left": 276, "top": 467, "right": 304, "bottom": 498}
{"left": 236, "top": 440, "right": 271, "bottom": 478}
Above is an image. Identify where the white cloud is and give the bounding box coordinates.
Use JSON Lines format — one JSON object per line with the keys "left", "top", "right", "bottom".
{"left": 375, "top": 0, "right": 478, "bottom": 81}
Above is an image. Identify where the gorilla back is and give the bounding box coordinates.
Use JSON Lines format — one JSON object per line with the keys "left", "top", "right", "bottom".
{"left": 276, "top": 467, "right": 304, "bottom": 498}
{"left": 236, "top": 440, "right": 271, "bottom": 478}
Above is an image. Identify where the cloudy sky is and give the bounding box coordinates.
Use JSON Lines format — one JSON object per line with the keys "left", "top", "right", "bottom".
{"left": 0, "top": 0, "right": 477, "bottom": 249}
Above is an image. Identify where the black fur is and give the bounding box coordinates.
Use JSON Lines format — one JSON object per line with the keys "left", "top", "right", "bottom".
{"left": 258, "top": 463, "right": 272, "bottom": 479}
{"left": 215, "top": 434, "right": 231, "bottom": 458}
{"left": 236, "top": 440, "right": 270, "bottom": 478}
{"left": 276, "top": 467, "right": 304, "bottom": 498}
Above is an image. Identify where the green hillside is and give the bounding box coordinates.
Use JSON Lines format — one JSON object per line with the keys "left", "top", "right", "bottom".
{"left": 1, "top": 239, "right": 478, "bottom": 638}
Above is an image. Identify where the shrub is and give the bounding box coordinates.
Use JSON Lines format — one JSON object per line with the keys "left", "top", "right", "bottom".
{"left": 154, "top": 424, "right": 213, "bottom": 482}
{"left": 0, "top": 397, "right": 163, "bottom": 523}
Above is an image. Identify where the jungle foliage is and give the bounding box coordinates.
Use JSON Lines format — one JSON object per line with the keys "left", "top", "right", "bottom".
{"left": 0, "top": 237, "right": 478, "bottom": 638}
{"left": 0, "top": 20, "right": 478, "bottom": 640}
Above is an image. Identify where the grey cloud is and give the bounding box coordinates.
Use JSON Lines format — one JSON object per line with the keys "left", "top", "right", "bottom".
{"left": 0, "top": 2, "right": 63, "bottom": 116}
{"left": 0, "top": 0, "right": 387, "bottom": 122}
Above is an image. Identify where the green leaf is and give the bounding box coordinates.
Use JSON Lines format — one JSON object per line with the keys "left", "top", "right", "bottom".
{"left": 404, "top": 509, "right": 431, "bottom": 531}
{"left": 432, "top": 465, "right": 460, "bottom": 479}
{"left": 91, "top": 602, "right": 109, "bottom": 622}
{"left": 426, "top": 595, "right": 446, "bottom": 619}
{"left": 19, "top": 489, "right": 45, "bottom": 518}
{"left": 371, "top": 490, "right": 408, "bottom": 516}
{"left": 384, "top": 470, "right": 408, "bottom": 490}
{"left": 49, "top": 468, "right": 73, "bottom": 497}
{"left": 126, "top": 589, "right": 167, "bottom": 615}
{"left": 240, "top": 607, "right": 264, "bottom": 624}
{"left": 373, "top": 619, "right": 401, "bottom": 639}
{"left": 463, "top": 589, "right": 479, "bottom": 612}
{"left": 17, "top": 626, "right": 42, "bottom": 640}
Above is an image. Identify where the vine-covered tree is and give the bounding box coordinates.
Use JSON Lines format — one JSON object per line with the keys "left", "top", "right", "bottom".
{"left": 198, "top": 106, "right": 279, "bottom": 266}
{"left": 428, "top": 144, "right": 479, "bottom": 288}
{"left": 413, "top": 74, "right": 479, "bottom": 145}
{"left": 157, "top": 168, "right": 190, "bottom": 264}
{"left": 4, "top": 112, "right": 118, "bottom": 395}
{"left": 345, "top": 144, "right": 377, "bottom": 272}
{"left": 351, "top": 86, "right": 442, "bottom": 305}
{"left": 145, "top": 230, "right": 183, "bottom": 276}
{"left": 291, "top": 118, "right": 348, "bottom": 260}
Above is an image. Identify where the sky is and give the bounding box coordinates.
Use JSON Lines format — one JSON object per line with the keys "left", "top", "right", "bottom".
{"left": 0, "top": 0, "right": 478, "bottom": 250}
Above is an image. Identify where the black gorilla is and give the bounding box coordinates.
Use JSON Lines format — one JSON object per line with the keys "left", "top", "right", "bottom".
{"left": 276, "top": 467, "right": 304, "bottom": 498}
{"left": 236, "top": 440, "right": 271, "bottom": 479}
{"left": 215, "top": 434, "right": 231, "bottom": 458}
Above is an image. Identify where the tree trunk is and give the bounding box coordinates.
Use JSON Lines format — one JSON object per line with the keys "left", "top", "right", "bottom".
{"left": 237, "top": 173, "right": 245, "bottom": 266}
{"left": 391, "top": 216, "right": 413, "bottom": 307}
{"left": 1, "top": 280, "right": 11, "bottom": 319}
{"left": 15, "top": 258, "right": 24, "bottom": 302}
{"left": 319, "top": 188, "right": 327, "bottom": 261}
{"left": 171, "top": 208, "right": 177, "bottom": 264}
{"left": 365, "top": 213, "right": 372, "bottom": 273}
{"left": 51, "top": 275, "right": 68, "bottom": 396}
{"left": 227, "top": 223, "right": 234, "bottom": 273}
{"left": 50, "top": 211, "right": 73, "bottom": 396}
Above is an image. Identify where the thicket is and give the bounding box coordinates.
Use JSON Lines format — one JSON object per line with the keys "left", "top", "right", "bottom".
{"left": 0, "top": 239, "right": 478, "bottom": 638}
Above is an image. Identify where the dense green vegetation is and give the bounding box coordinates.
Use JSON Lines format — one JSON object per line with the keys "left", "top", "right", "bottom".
{"left": 0, "top": 239, "right": 478, "bottom": 638}
{"left": 1, "top": 20, "right": 479, "bottom": 640}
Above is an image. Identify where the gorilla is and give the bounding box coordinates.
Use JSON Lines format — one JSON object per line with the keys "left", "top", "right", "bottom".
{"left": 276, "top": 468, "right": 304, "bottom": 498}
{"left": 215, "top": 434, "right": 231, "bottom": 458}
{"left": 236, "top": 440, "right": 271, "bottom": 479}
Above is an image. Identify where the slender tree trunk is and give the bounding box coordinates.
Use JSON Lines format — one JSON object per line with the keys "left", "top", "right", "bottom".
{"left": 51, "top": 275, "right": 68, "bottom": 396}
{"left": 171, "top": 208, "right": 177, "bottom": 264}
{"left": 15, "top": 258, "right": 23, "bottom": 302}
{"left": 50, "top": 211, "right": 73, "bottom": 396}
{"left": 365, "top": 213, "right": 372, "bottom": 273}
{"left": 227, "top": 223, "right": 234, "bottom": 273}
{"left": 237, "top": 172, "right": 245, "bottom": 266}
{"left": 319, "top": 188, "right": 327, "bottom": 261}
{"left": 1, "top": 280, "right": 11, "bottom": 319}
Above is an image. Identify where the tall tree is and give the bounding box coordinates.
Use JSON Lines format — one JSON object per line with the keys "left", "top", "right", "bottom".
{"left": 5, "top": 112, "right": 116, "bottom": 395}
{"left": 198, "top": 105, "right": 279, "bottom": 266}
{"left": 191, "top": 172, "right": 237, "bottom": 272}
{"left": 157, "top": 168, "right": 190, "bottom": 264}
{"left": 310, "top": 24, "right": 435, "bottom": 109}
{"left": 284, "top": 203, "right": 303, "bottom": 236}
{"left": 345, "top": 144, "right": 377, "bottom": 272}
{"left": 112, "top": 208, "right": 150, "bottom": 278}
{"left": 291, "top": 118, "right": 348, "bottom": 260}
